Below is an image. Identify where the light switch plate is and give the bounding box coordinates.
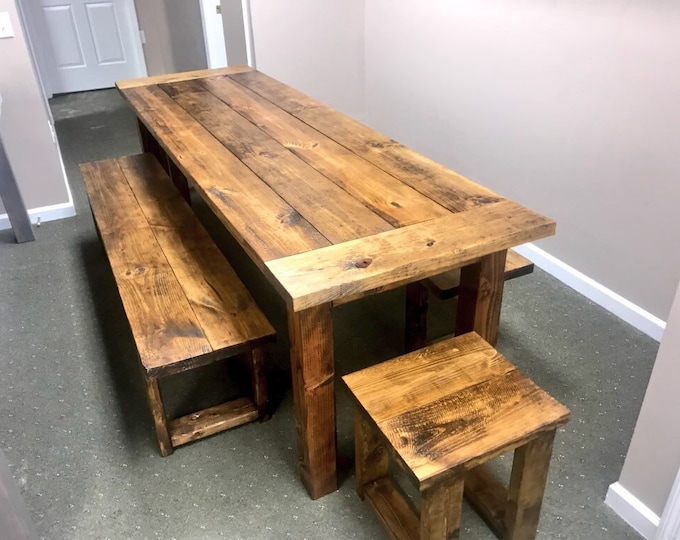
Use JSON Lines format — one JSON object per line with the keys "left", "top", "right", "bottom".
{"left": 0, "top": 12, "right": 14, "bottom": 38}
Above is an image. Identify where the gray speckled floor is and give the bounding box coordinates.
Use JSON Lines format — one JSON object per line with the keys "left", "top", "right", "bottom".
{"left": 0, "top": 89, "right": 656, "bottom": 539}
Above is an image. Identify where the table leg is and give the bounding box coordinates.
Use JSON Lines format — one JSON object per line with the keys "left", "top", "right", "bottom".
{"left": 455, "top": 250, "right": 507, "bottom": 345}
{"left": 287, "top": 303, "right": 337, "bottom": 499}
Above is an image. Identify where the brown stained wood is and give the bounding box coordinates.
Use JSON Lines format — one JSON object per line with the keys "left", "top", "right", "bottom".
{"left": 504, "top": 432, "right": 556, "bottom": 540}
{"left": 144, "top": 377, "right": 173, "bottom": 456}
{"left": 420, "top": 476, "right": 465, "bottom": 540}
{"left": 120, "top": 85, "right": 330, "bottom": 263}
{"left": 168, "top": 397, "right": 259, "bottom": 447}
{"left": 201, "top": 76, "right": 451, "bottom": 228}
{"left": 405, "top": 281, "right": 430, "bottom": 353}
{"left": 80, "top": 160, "right": 154, "bottom": 236}
{"left": 83, "top": 153, "right": 275, "bottom": 455}
{"left": 82, "top": 161, "right": 214, "bottom": 373}
{"left": 463, "top": 464, "right": 509, "bottom": 538}
{"left": 116, "top": 155, "right": 275, "bottom": 355}
{"left": 116, "top": 65, "right": 253, "bottom": 89}
{"left": 343, "top": 333, "right": 511, "bottom": 425}
{"left": 161, "top": 80, "right": 394, "bottom": 243}
{"left": 287, "top": 304, "right": 337, "bottom": 499}
{"left": 249, "top": 347, "right": 268, "bottom": 419}
{"left": 379, "top": 368, "right": 567, "bottom": 489}
{"left": 363, "top": 477, "right": 420, "bottom": 540}
{"left": 426, "top": 249, "right": 534, "bottom": 300}
{"left": 355, "top": 410, "right": 389, "bottom": 499}
{"left": 455, "top": 251, "right": 507, "bottom": 346}
{"left": 229, "top": 70, "right": 500, "bottom": 213}
{"left": 265, "top": 200, "right": 555, "bottom": 312}
{"left": 343, "top": 333, "right": 570, "bottom": 491}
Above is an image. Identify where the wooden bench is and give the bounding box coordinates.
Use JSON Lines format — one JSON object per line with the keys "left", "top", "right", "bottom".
{"left": 343, "top": 332, "right": 570, "bottom": 540}
{"left": 405, "top": 250, "right": 534, "bottom": 351}
{"left": 81, "top": 153, "right": 276, "bottom": 456}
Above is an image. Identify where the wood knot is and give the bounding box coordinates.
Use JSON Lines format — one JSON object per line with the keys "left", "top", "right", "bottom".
{"left": 426, "top": 239, "right": 435, "bottom": 247}
{"left": 354, "top": 257, "right": 373, "bottom": 269}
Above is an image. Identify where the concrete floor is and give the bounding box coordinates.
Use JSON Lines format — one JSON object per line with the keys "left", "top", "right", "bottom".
{"left": 0, "top": 88, "right": 657, "bottom": 539}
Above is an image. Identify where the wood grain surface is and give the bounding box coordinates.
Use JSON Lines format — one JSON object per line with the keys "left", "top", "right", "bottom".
{"left": 118, "top": 68, "right": 556, "bottom": 310}
{"left": 343, "top": 332, "right": 570, "bottom": 489}
{"left": 266, "top": 200, "right": 554, "bottom": 311}
{"left": 81, "top": 155, "right": 275, "bottom": 378}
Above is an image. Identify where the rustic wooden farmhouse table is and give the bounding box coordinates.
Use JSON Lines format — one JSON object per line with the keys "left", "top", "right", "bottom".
{"left": 117, "top": 66, "right": 555, "bottom": 500}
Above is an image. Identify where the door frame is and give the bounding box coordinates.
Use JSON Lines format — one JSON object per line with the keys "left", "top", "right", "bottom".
{"left": 19, "top": 0, "right": 147, "bottom": 98}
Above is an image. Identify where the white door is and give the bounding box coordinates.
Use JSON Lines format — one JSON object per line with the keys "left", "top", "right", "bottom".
{"left": 27, "top": 0, "right": 146, "bottom": 94}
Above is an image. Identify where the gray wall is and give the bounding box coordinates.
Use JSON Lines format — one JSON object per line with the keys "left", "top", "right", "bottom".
{"left": 0, "top": 0, "right": 69, "bottom": 216}
{"left": 618, "top": 280, "right": 680, "bottom": 516}
{"left": 135, "top": 0, "right": 208, "bottom": 76}
{"left": 249, "top": 0, "right": 365, "bottom": 121}
{"left": 364, "top": 0, "right": 680, "bottom": 320}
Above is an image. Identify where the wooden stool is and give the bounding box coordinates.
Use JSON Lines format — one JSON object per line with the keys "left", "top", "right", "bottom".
{"left": 343, "top": 332, "right": 570, "bottom": 540}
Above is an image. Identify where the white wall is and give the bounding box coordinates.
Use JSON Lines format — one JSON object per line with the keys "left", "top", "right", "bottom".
{"left": 135, "top": 0, "right": 208, "bottom": 76}
{"left": 364, "top": 0, "right": 680, "bottom": 320}
{"left": 249, "top": 0, "right": 365, "bottom": 121}
{"left": 0, "top": 0, "right": 72, "bottom": 224}
{"left": 613, "top": 277, "right": 680, "bottom": 519}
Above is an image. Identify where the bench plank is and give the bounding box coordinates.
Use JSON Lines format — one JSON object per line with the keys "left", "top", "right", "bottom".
{"left": 81, "top": 161, "right": 213, "bottom": 371}
{"left": 117, "top": 155, "right": 275, "bottom": 355}
{"left": 82, "top": 153, "right": 276, "bottom": 454}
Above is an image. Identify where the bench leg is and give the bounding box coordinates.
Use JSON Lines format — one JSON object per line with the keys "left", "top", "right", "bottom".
{"left": 405, "top": 281, "right": 429, "bottom": 353}
{"left": 455, "top": 250, "right": 507, "bottom": 346}
{"left": 420, "top": 476, "right": 465, "bottom": 540}
{"left": 249, "top": 347, "right": 269, "bottom": 421}
{"left": 504, "top": 431, "right": 556, "bottom": 540}
{"left": 355, "top": 411, "right": 389, "bottom": 500}
{"left": 143, "top": 376, "right": 173, "bottom": 457}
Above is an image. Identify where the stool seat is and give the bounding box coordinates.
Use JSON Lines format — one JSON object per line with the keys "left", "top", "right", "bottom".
{"left": 343, "top": 332, "right": 570, "bottom": 540}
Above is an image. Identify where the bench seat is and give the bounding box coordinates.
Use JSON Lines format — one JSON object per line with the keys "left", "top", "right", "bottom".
{"left": 81, "top": 153, "right": 276, "bottom": 455}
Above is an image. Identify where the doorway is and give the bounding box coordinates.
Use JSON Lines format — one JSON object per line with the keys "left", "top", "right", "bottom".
{"left": 20, "top": 0, "right": 147, "bottom": 97}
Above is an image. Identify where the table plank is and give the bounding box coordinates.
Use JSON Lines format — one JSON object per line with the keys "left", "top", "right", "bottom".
{"left": 161, "top": 80, "right": 394, "bottom": 243}
{"left": 230, "top": 70, "right": 500, "bottom": 213}
{"left": 117, "top": 65, "right": 253, "bottom": 90}
{"left": 200, "top": 76, "right": 451, "bottom": 227}
{"left": 121, "top": 85, "right": 330, "bottom": 263}
{"left": 266, "top": 200, "right": 555, "bottom": 311}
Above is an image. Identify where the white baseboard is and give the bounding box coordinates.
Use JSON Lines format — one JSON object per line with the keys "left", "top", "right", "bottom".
{"left": 606, "top": 482, "right": 660, "bottom": 539}
{"left": 514, "top": 243, "right": 666, "bottom": 342}
{"left": 0, "top": 201, "right": 76, "bottom": 231}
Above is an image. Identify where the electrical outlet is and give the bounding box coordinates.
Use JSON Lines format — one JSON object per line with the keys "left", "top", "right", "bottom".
{"left": 0, "top": 12, "right": 14, "bottom": 39}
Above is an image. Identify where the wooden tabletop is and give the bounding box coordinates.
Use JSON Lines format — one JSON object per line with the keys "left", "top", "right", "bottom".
{"left": 118, "top": 66, "right": 554, "bottom": 312}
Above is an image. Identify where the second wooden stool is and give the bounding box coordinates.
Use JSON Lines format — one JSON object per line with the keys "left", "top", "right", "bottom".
{"left": 343, "top": 332, "right": 570, "bottom": 540}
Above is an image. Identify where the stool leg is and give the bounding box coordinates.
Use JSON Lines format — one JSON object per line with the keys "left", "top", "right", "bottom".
{"left": 504, "top": 431, "right": 556, "bottom": 540}
{"left": 405, "top": 282, "right": 429, "bottom": 352}
{"left": 420, "top": 476, "right": 464, "bottom": 540}
{"left": 249, "top": 347, "right": 269, "bottom": 421}
{"left": 143, "top": 376, "right": 173, "bottom": 457}
{"left": 355, "top": 411, "right": 389, "bottom": 500}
